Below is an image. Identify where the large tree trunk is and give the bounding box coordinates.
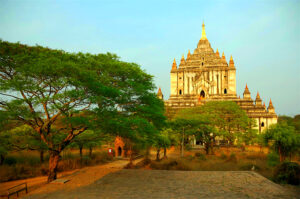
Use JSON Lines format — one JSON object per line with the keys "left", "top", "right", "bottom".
{"left": 40, "top": 150, "right": 44, "bottom": 163}
{"left": 48, "top": 151, "right": 60, "bottom": 182}
{"left": 79, "top": 146, "right": 83, "bottom": 159}
{"left": 163, "top": 147, "right": 167, "bottom": 159}
{"left": 89, "top": 147, "right": 93, "bottom": 158}
{"left": 0, "top": 154, "right": 5, "bottom": 165}
{"left": 156, "top": 149, "right": 160, "bottom": 161}
{"left": 210, "top": 138, "right": 214, "bottom": 155}
{"left": 278, "top": 147, "right": 285, "bottom": 162}
{"left": 205, "top": 143, "right": 209, "bottom": 155}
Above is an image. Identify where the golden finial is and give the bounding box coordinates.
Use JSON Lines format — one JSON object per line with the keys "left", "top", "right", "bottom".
{"left": 201, "top": 22, "right": 207, "bottom": 40}
{"left": 222, "top": 52, "right": 225, "bottom": 59}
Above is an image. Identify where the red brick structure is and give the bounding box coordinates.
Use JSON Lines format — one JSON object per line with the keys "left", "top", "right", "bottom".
{"left": 114, "top": 136, "right": 125, "bottom": 157}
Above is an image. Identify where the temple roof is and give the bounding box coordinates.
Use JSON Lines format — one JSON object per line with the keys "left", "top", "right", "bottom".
{"left": 175, "top": 22, "right": 232, "bottom": 69}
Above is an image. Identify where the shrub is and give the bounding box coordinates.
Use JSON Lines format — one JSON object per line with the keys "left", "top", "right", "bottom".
{"left": 227, "top": 153, "right": 237, "bottom": 163}
{"left": 4, "top": 156, "right": 17, "bottom": 165}
{"left": 194, "top": 152, "right": 206, "bottom": 160}
{"left": 273, "top": 162, "right": 300, "bottom": 185}
{"left": 267, "top": 152, "right": 280, "bottom": 167}
{"left": 220, "top": 152, "right": 227, "bottom": 160}
{"left": 185, "top": 144, "right": 192, "bottom": 151}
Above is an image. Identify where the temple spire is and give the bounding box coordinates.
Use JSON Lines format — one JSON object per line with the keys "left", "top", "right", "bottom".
{"left": 171, "top": 58, "right": 177, "bottom": 70}
{"left": 229, "top": 55, "right": 235, "bottom": 67}
{"left": 216, "top": 48, "right": 220, "bottom": 57}
{"left": 180, "top": 54, "right": 185, "bottom": 66}
{"left": 157, "top": 87, "right": 163, "bottom": 99}
{"left": 187, "top": 50, "right": 191, "bottom": 60}
{"left": 200, "top": 22, "right": 207, "bottom": 40}
{"left": 268, "top": 98, "right": 275, "bottom": 113}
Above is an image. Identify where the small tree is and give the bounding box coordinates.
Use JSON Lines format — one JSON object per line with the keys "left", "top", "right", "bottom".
{"left": 263, "top": 122, "right": 300, "bottom": 162}
{"left": 153, "top": 133, "right": 171, "bottom": 161}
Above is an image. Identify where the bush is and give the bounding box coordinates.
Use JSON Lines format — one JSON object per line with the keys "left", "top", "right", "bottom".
{"left": 273, "top": 162, "right": 300, "bottom": 185}
{"left": 194, "top": 152, "right": 206, "bottom": 160}
{"left": 227, "top": 153, "right": 237, "bottom": 163}
{"left": 4, "top": 156, "right": 17, "bottom": 165}
{"left": 267, "top": 152, "right": 280, "bottom": 167}
{"left": 220, "top": 152, "right": 227, "bottom": 160}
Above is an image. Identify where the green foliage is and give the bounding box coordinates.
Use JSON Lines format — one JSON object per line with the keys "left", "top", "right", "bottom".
{"left": 0, "top": 40, "right": 165, "bottom": 181}
{"left": 172, "top": 101, "right": 253, "bottom": 155}
{"left": 267, "top": 152, "right": 280, "bottom": 167}
{"left": 263, "top": 122, "right": 300, "bottom": 161}
{"left": 273, "top": 162, "right": 300, "bottom": 185}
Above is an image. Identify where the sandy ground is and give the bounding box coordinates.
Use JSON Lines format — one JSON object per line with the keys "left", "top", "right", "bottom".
{"left": 0, "top": 159, "right": 136, "bottom": 198}
{"left": 23, "top": 170, "right": 299, "bottom": 199}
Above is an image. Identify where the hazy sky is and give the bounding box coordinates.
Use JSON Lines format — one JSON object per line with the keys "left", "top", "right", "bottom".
{"left": 0, "top": 0, "right": 299, "bottom": 116}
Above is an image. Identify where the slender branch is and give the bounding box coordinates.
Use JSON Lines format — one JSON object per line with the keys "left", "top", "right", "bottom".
{"left": 0, "top": 92, "right": 22, "bottom": 100}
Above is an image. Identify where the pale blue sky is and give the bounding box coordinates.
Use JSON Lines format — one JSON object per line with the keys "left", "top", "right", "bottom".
{"left": 0, "top": 0, "right": 299, "bottom": 116}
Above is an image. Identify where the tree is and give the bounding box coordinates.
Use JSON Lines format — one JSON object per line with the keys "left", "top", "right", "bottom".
{"left": 8, "top": 125, "right": 48, "bottom": 163}
{"left": 174, "top": 101, "right": 253, "bottom": 154}
{"left": 153, "top": 132, "right": 171, "bottom": 161}
{"left": 71, "top": 130, "right": 106, "bottom": 158}
{"left": 0, "top": 40, "right": 163, "bottom": 181}
{"left": 263, "top": 122, "right": 300, "bottom": 162}
{"left": 170, "top": 119, "right": 198, "bottom": 157}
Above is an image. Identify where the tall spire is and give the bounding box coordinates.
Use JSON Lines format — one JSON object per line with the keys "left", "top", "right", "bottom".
{"left": 200, "top": 22, "right": 207, "bottom": 40}
{"left": 268, "top": 98, "right": 275, "bottom": 113}
{"left": 187, "top": 50, "right": 191, "bottom": 60}
{"left": 171, "top": 58, "right": 177, "bottom": 71}
{"left": 180, "top": 54, "right": 185, "bottom": 66}
{"left": 229, "top": 55, "right": 235, "bottom": 67}
{"left": 157, "top": 87, "right": 163, "bottom": 99}
{"left": 216, "top": 48, "right": 220, "bottom": 57}
{"left": 255, "top": 92, "right": 262, "bottom": 106}
{"left": 243, "top": 83, "right": 251, "bottom": 99}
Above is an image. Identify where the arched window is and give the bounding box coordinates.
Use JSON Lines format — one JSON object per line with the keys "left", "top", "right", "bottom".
{"left": 200, "top": 90, "right": 205, "bottom": 98}
{"left": 224, "top": 88, "right": 227, "bottom": 94}
{"left": 179, "top": 89, "right": 182, "bottom": 95}
{"left": 261, "top": 122, "right": 264, "bottom": 127}
{"left": 202, "top": 62, "right": 204, "bottom": 66}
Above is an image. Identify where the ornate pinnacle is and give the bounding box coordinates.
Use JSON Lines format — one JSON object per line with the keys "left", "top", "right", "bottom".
{"left": 244, "top": 84, "right": 250, "bottom": 94}
{"left": 256, "top": 92, "right": 260, "bottom": 99}
{"left": 172, "top": 58, "right": 177, "bottom": 70}
{"left": 200, "top": 22, "right": 207, "bottom": 40}
{"left": 216, "top": 48, "right": 220, "bottom": 57}
{"left": 222, "top": 52, "right": 225, "bottom": 59}
{"left": 180, "top": 54, "right": 185, "bottom": 65}
{"left": 157, "top": 87, "right": 162, "bottom": 95}
{"left": 229, "top": 55, "right": 235, "bottom": 67}
{"left": 187, "top": 50, "right": 191, "bottom": 60}
{"left": 268, "top": 99, "right": 274, "bottom": 109}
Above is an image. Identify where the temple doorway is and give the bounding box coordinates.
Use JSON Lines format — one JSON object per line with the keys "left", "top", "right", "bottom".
{"left": 118, "top": 147, "right": 122, "bottom": 156}
{"left": 200, "top": 90, "right": 205, "bottom": 98}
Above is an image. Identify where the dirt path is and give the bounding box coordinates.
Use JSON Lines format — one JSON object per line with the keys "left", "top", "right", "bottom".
{"left": 0, "top": 159, "right": 138, "bottom": 198}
